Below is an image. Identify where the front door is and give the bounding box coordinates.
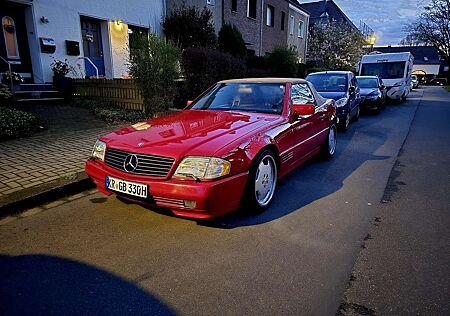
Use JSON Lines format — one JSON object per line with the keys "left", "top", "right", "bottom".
{"left": 0, "top": 2, "right": 33, "bottom": 82}
{"left": 81, "top": 18, "right": 105, "bottom": 78}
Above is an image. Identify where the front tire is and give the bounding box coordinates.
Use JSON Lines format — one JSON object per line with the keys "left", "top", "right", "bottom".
{"left": 338, "top": 113, "right": 350, "bottom": 132}
{"left": 242, "top": 150, "right": 278, "bottom": 213}
{"left": 322, "top": 124, "right": 337, "bottom": 159}
{"left": 352, "top": 106, "right": 360, "bottom": 122}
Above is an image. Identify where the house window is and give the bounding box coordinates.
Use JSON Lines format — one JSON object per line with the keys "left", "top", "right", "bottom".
{"left": 232, "top": 0, "right": 237, "bottom": 12}
{"left": 128, "top": 25, "right": 149, "bottom": 56}
{"left": 289, "top": 15, "right": 294, "bottom": 35}
{"left": 247, "top": 0, "right": 257, "bottom": 19}
{"left": 281, "top": 11, "right": 285, "bottom": 30}
{"left": 2, "top": 16, "right": 20, "bottom": 59}
{"left": 266, "top": 5, "right": 274, "bottom": 27}
{"left": 298, "top": 20, "right": 304, "bottom": 38}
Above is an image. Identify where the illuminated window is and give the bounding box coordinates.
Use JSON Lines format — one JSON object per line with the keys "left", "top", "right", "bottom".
{"left": 2, "top": 16, "right": 20, "bottom": 59}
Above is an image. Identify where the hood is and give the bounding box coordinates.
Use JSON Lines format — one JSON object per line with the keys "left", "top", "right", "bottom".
{"left": 316, "top": 91, "right": 347, "bottom": 101}
{"left": 101, "top": 110, "right": 278, "bottom": 159}
{"left": 360, "top": 88, "right": 379, "bottom": 96}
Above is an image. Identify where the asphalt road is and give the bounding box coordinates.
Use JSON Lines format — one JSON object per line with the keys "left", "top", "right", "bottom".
{"left": 0, "top": 87, "right": 446, "bottom": 315}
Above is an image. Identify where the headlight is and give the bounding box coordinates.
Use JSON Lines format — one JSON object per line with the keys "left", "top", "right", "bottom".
{"left": 335, "top": 97, "right": 348, "bottom": 107}
{"left": 91, "top": 140, "right": 106, "bottom": 161}
{"left": 174, "top": 156, "right": 231, "bottom": 180}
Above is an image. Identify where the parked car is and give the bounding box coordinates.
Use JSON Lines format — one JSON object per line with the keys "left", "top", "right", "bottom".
{"left": 356, "top": 75, "right": 387, "bottom": 114}
{"left": 85, "top": 78, "right": 337, "bottom": 219}
{"left": 427, "top": 78, "right": 448, "bottom": 86}
{"left": 411, "top": 75, "right": 419, "bottom": 89}
{"left": 306, "top": 71, "right": 361, "bottom": 131}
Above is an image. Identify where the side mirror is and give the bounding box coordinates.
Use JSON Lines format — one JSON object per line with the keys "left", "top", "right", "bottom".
{"left": 186, "top": 100, "right": 193, "bottom": 106}
{"left": 349, "top": 86, "right": 356, "bottom": 94}
{"left": 292, "top": 103, "right": 315, "bottom": 116}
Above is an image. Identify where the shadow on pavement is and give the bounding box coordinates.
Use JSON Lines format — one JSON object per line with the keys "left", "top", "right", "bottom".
{"left": 201, "top": 110, "right": 393, "bottom": 229}
{"left": 0, "top": 254, "right": 177, "bottom": 316}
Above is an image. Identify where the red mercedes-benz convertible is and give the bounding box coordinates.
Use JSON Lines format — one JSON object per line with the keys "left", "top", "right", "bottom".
{"left": 85, "top": 78, "right": 337, "bottom": 219}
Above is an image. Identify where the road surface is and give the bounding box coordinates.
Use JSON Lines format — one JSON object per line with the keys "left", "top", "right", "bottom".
{"left": 0, "top": 86, "right": 448, "bottom": 315}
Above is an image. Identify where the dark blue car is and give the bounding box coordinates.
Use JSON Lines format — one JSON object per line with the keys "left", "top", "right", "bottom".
{"left": 306, "top": 71, "right": 361, "bottom": 131}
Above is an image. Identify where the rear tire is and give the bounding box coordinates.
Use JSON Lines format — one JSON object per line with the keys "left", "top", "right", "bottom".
{"left": 322, "top": 124, "right": 337, "bottom": 159}
{"left": 242, "top": 150, "right": 278, "bottom": 213}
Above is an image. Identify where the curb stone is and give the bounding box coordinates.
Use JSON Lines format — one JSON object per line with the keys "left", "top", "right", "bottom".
{"left": 0, "top": 171, "right": 94, "bottom": 218}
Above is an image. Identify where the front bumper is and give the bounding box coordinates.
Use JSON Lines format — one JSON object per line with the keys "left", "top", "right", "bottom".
{"left": 387, "top": 86, "right": 405, "bottom": 100}
{"left": 360, "top": 96, "right": 380, "bottom": 109}
{"left": 85, "top": 159, "right": 248, "bottom": 219}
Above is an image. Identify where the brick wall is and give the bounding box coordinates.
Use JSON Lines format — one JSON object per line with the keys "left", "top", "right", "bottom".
{"left": 287, "top": 5, "right": 309, "bottom": 63}
{"left": 261, "top": 0, "right": 289, "bottom": 55}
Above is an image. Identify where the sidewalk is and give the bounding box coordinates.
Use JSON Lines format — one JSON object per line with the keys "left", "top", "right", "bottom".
{"left": 0, "top": 104, "right": 123, "bottom": 213}
{"left": 338, "top": 86, "right": 450, "bottom": 315}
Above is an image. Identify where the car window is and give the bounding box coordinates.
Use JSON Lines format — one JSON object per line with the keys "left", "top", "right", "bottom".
{"left": 291, "top": 83, "right": 315, "bottom": 105}
{"left": 357, "top": 77, "right": 378, "bottom": 88}
{"left": 306, "top": 74, "right": 348, "bottom": 92}
{"left": 189, "top": 83, "right": 286, "bottom": 114}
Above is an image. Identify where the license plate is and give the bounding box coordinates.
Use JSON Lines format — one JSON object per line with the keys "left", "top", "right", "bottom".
{"left": 105, "top": 176, "right": 148, "bottom": 198}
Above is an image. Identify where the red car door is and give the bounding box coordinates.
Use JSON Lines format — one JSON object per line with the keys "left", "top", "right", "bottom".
{"left": 287, "top": 83, "right": 322, "bottom": 165}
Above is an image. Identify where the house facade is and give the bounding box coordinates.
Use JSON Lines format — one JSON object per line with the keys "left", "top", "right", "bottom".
{"left": 166, "top": 0, "right": 309, "bottom": 61}
{"left": 1, "top": 0, "right": 164, "bottom": 84}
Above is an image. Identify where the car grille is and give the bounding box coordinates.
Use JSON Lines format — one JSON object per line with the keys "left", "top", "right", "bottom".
{"left": 105, "top": 148, "right": 175, "bottom": 177}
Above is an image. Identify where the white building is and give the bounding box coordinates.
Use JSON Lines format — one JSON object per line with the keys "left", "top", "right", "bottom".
{"left": 1, "top": 0, "right": 164, "bottom": 83}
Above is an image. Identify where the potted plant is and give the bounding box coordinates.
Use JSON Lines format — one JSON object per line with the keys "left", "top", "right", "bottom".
{"left": 50, "top": 58, "right": 73, "bottom": 99}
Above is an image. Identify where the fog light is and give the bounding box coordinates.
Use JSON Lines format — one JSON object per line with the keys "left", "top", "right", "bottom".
{"left": 184, "top": 200, "right": 196, "bottom": 209}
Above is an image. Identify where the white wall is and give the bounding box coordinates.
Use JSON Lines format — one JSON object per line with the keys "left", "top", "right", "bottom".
{"left": 29, "top": 0, "right": 164, "bottom": 82}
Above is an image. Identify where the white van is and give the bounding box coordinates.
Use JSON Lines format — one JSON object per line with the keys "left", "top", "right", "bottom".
{"left": 358, "top": 52, "right": 414, "bottom": 101}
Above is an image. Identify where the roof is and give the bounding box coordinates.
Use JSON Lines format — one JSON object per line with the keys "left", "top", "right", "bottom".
{"left": 373, "top": 46, "right": 441, "bottom": 65}
{"left": 307, "top": 71, "right": 352, "bottom": 75}
{"left": 218, "top": 78, "right": 308, "bottom": 84}
{"left": 287, "top": 0, "right": 310, "bottom": 15}
{"left": 299, "top": 0, "right": 358, "bottom": 30}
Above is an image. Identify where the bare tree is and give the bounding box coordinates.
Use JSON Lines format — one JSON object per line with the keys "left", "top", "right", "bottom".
{"left": 405, "top": 0, "right": 450, "bottom": 65}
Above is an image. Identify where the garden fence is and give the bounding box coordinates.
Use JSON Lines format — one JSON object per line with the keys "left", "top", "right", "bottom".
{"left": 72, "top": 79, "right": 144, "bottom": 111}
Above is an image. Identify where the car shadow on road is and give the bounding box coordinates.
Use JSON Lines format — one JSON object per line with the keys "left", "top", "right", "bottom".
{"left": 0, "top": 254, "right": 177, "bottom": 315}
{"left": 200, "top": 114, "right": 392, "bottom": 229}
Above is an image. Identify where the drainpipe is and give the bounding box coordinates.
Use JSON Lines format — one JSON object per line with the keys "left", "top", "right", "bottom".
{"left": 259, "top": 0, "right": 264, "bottom": 56}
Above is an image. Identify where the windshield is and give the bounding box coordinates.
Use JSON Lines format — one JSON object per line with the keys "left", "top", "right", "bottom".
{"left": 306, "top": 74, "right": 348, "bottom": 92}
{"left": 188, "top": 83, "right": 286, "bottom": 114}
{"left": 360, "top": 62, "right": 406, "bottom": 79}
{"left": 357, "top": 77, "right": 378, "bottom": 88}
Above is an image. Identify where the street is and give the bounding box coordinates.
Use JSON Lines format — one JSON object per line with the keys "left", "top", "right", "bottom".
{"left": 0, "top": 86, "right": 449, "bottom": 315}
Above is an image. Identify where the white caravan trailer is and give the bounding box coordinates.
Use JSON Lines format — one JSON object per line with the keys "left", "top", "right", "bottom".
{"left": 359, "top": 52, "right": 414, "bottom": 101}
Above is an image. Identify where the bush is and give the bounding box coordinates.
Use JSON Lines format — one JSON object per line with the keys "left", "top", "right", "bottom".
{"left": 70, "top": 98, "right": 147, "bottom": 124}
{"left": 182, "top": 47, "right": 247, "bottom": 99}
{"left": 0, "top": 84, "right": 12, "bottom": 100}
{"left": 0, "top": 106, "right": 47, "bottom": 140}
{"left": 218, "top": 23, "right": 247, "bottom": 58}
{"left": 128, "top": 34, "right": 181, "bottom": 117}
{"left": 162, "top": 5, "right": 217, "bottom": 49}
{"left": 265, "top": 46, "right": 299, "bottom": 77}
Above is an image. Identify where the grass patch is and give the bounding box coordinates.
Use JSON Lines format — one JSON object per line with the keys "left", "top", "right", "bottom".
{"left": 0, "top": 106, "right": 47, "bottom": 141}
{"left": 70, "top": 98, "right": 148, "bottom": 124}
{"left": 444, "top": 85, "right": 450, "bottom": 92}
